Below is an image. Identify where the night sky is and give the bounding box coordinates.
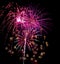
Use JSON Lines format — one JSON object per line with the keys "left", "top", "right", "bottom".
{"left": 0, "top": 0, "right": 58, "bottom": 64}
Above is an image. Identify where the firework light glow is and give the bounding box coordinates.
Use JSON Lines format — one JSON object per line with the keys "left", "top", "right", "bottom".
{"left": 0, "top": 2, "right": 52, "bottom": 64}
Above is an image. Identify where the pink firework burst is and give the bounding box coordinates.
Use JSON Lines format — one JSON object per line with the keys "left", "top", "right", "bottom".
{"left": 0, "top": 2, "right": 52, "bottom": 64}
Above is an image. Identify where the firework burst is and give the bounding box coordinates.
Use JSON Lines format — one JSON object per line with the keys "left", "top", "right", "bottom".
{"left": 0, "top": 2, "right": 51, "bottom": 64}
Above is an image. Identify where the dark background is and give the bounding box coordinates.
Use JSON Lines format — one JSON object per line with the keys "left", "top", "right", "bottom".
{"left": 0, "top": 0, "right": 58, "bottom": 64}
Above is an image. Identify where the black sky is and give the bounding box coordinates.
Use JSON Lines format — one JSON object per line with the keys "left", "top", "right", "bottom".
{"left": 0, "top": 0, "right": 58, "bottom": 64}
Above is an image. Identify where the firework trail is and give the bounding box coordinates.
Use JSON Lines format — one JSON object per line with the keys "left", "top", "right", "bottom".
{"left": 0, "top": 2, "right": 52, "bottom": 64}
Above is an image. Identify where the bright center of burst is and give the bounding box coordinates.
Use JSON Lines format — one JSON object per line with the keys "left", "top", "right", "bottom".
{"left": 16, "top": 17, "right": 25, "bottom": 23}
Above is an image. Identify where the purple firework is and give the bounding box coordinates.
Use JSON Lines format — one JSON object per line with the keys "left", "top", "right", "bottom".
{"left": 0, "top": 2, "right": 51, "bottom": 64}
